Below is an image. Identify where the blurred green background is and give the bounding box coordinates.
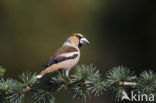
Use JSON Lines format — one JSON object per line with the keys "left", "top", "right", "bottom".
{"left": 0, "top": 0, "right": 156, "bottom": 103}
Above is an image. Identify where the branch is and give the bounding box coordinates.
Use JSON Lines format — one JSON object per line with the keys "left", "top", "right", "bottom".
{"left": 0, "top": 65, "right": 156, "bottom": 103}
{"left": 119, "top": 81, "right": 137, "bottom": 86}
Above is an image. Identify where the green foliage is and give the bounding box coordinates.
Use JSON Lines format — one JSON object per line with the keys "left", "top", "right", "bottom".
{"left": 106, "top": 66, "right": 136, "bottom": 85}
{"left": 0, "top": 78, "right": 24, "bottom": 103}
{"left": 137, "top": 70, "right": 156, "bottom": 94}
{"left": 71, "top": 65, "right": 105, "bottom": 101}
{"left": 71, "top": 65, "right": 97, "bottom": 80}
{"left": 32, "top": 89, "right": 55, "bottom": 103}
{"left": 7, "top": 89, "right": 25, "bottom": 103}
{"left": 0, "top": 65, "right": 156, "bottom": 103}
{"left": 50, "top": 69, "right": 69, "bottom": 91}
{"left": 0, "top": 66, "right": 6, "bottom": 77}
{"left": 105, "top": 66, "right": 136, "bottom": 101}
{"left": 19, "top": 72, "right": 37, "bottom": 87}
{"left": 50, "top": 65, "right": 106, "bottom": 102}
{"left": 71, "top": 82, "right": 90, "bottom": 102}
{"left": 0, "top": 78, "right": 17, "bottom": 90}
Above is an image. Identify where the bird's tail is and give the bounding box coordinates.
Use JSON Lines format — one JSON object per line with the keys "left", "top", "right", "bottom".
{"left": 35, "top": 69, "right": 49, "bottom": 79}
{"left": 35, "top": 75, "right": 42, "bottom": 79}
{"left": 35, "top": 66, "right": 60, "bottom": 79}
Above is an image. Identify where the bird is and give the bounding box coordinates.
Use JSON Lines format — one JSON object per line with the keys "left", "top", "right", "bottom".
{"left": 35, "top": 33, "right": 89, "bottom": 80}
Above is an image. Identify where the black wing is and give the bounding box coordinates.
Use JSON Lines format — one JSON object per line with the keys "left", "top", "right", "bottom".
{"left": 42, "top": 54, "right": 78, "bottom": 69}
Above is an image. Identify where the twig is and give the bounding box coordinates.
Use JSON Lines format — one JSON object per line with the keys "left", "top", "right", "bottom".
{"left": 119, "top": 81, "right": 137, "bottom": 86}
{"left": 23, "top": 87, "right": 31, "bottom": 92}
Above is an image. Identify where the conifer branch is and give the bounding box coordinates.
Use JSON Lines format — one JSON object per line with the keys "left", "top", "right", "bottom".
{"left": 0, "top": 65, "right": 156, "bottom": 103}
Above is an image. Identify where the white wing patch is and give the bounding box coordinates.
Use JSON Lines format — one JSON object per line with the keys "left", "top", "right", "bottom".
{"left": 60, "top": 52, "right": 79, "bottom": 57}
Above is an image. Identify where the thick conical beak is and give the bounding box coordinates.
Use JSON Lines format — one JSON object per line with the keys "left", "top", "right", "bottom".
{"left": 80, "top": 37, "right": 90, "bottom": 45}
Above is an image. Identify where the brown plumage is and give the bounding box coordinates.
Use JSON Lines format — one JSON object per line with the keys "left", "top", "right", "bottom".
{"left": 36, "top": 33, "right": 89, "bottom": 80}
{"left": 53, "top": 46, "right": 78, "bottom": 57}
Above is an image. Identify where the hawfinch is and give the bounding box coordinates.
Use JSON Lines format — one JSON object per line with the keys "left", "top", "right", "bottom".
{"left": 36, "top": 33, "right": 89, "bottom": 80}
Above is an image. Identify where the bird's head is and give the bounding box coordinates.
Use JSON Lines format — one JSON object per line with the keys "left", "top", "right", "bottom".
{"left": 64, "top": 33, "right": 89, "bottom": 48}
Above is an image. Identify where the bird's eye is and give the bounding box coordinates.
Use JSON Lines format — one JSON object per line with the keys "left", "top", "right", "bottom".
{"left": 76, "top": 35, "right": 82, "bottom": 40}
